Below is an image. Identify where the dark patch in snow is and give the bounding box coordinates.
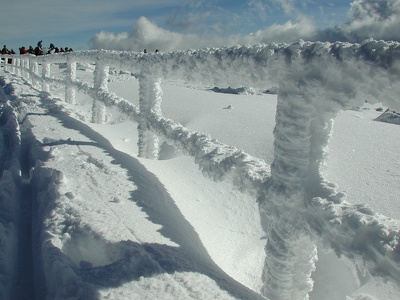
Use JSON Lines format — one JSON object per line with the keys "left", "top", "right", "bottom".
{"left": 210, "top": 86, "right": 258, "bottom": 95}
{"left": 262, "top": 87, "right": 278, "bottom": 94}
{"left": 375, "top": 109, "right": 400, "bottom": 125}
{"left": 210, "top": 86, "right": 277, "bottom": 95}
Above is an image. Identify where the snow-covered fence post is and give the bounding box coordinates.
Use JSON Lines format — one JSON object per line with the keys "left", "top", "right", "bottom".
{"left": 65, "top": 55, "right": 76, "bottom": 104}
{"left": 137, "top": 70, "right": 162, "bottom": 159}
{"left": 3, "top": 56, "right": 10, "bottom": 72}
{"left": 10, "top": 57, "right": 16, "bottom": 73}
{"left": 17, "top": 58, "right": 23, "bottom": 77}
{"left": 24, "top": 58, "right": 30, "bottom": 82}
{"left": 91, "top": 61, "right": 108, "bottom": 123}
{"left": 15, "top": 58, "right": 21, "bottom": 77}
{"left": 1, "top": 56, "right": 6, "bottom": 70}
{"left": 30, "top": 60, "right": 39, "bottom": 88}
{"left": 3, "top": 56, "right": 12, "bottom": 72}
{"left": 259, "top": 54, "right": 320, "bottom": 299}
{"left": 41, "top": 61, "right": 51, "bottom": 93}
{"left": 256, "top": 40, "right": 400, "bottom": 299}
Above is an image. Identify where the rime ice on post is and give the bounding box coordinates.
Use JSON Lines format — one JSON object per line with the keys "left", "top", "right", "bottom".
{"left": 30, "top": 60, "right": 39, "bottom": 88}
{"left": 92, "top": 61, "right": 108, "bottom": 124}
{"left": 15, "top": 58, "right": 21, "bottom": 77}
{"left": 42, "top": 61, "right": 50, "bottom": 93}
{"left": 137, "top": 70, "right": 162, "bottom": 159}
{"left": 259, "top": 45, "right": 320, "bottom": 299}
{"left": 65, "top": 56, "right": 76, "bottom": 104}
{"left": 10, "top": 58, "right": 16, "bottom": 74}
{"left": 22, "top": 58, "right": 30, "bottom": 81}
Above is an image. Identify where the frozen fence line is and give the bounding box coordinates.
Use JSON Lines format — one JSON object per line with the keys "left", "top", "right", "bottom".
{"left": 2, "top": 39, "right": 400, "bottom": 299}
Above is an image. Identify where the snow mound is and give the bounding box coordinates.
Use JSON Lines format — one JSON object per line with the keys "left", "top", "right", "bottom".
{"left": 210, "top": 86, "right": 261, "bottom": 95}
{"left": 375, "top": 109, "right": 400, "bottom": 125}
{"left": 209, "top": 86, "right": 277, "bottom": 95}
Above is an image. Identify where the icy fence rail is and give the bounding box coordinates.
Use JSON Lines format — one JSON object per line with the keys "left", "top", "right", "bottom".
{"left": 2, "top": 39, "right": 400, "bottom": 299}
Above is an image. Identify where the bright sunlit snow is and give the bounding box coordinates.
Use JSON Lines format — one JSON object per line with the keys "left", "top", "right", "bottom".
{"left": 1, "top": 43, "right": 400, "bottom": 300}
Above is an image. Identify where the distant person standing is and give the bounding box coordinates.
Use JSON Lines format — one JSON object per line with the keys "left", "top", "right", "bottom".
{"left": 8, "top": 49, "right": 15, "bottom": 63}
{"left": 1, "top": 45, "right": 9, "bottom": 54}
{"left": 34, "top": 46, "right": 41, "bottom": 56}
{"left": 48, "top": 43, "right": 55, "bottom": 54}
{"left": 36, "top": 40, "right": 44, "bottom": 55}
{"left": 1, "top": 45, "right": 8, "bottom": 66}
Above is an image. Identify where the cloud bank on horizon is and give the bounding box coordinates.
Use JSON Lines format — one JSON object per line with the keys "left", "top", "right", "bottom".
{"left": 90, "top": 0, "right": 400, "bottom": 52}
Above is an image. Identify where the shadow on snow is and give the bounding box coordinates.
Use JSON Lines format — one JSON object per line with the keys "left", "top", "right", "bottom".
{"left": 24, "top": 89, "right": 265, "bottom": 300}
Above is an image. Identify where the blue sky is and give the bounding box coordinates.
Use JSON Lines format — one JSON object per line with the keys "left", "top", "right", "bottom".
{"left": 1, "top": 0, "right": 399, "bottom": 52}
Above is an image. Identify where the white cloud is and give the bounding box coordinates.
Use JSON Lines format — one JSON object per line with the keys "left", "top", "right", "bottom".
{"left": 275, "top": 0, "right": 296, "bottom": 14}
{"left": 344, "top": 0, "right": 400, "bottom": 40}
{"left": 248, "top": 0, "right": 268, "bottom": 19}
{"left": 90, "top": 16, "right": 317, "bottom": 51}
{"left": 88, "top": 0, "right": 400, "bottom": 52}
{"left": 90, "top": 17, "right": 199, "bottom": 52}
{"left": 247, "top": 18, "right": 316, "bottom": 44}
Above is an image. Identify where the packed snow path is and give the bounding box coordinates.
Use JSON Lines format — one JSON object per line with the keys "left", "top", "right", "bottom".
{"left": 0, "top": 74, "right": 268, "bottom": 299}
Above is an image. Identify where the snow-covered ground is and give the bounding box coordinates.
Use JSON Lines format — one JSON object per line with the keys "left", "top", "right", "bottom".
{"left": 1, "top": 61, "right": 400, "bottom": 300}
